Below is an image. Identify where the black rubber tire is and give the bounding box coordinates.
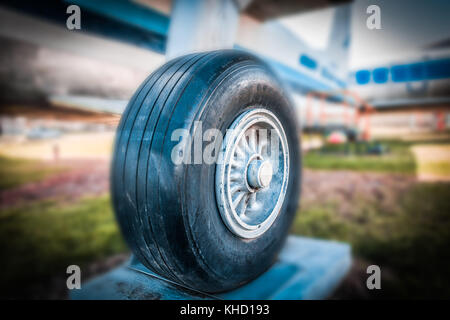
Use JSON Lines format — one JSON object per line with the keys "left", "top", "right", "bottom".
{"left": 111, "top": 50, "right": 301, "bottom": 293}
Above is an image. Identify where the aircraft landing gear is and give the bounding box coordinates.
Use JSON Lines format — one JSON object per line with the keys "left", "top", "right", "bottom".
{"left": 111, "top": 50, "right": 301, "bottom": 292}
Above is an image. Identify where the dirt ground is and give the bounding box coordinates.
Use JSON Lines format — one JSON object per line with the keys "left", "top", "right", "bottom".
{"left": 0, "top": 159, "right": 110, "bottom": 208}
{"left": 301, "top": 169, "right": 416, "bottom": 217}
{"left": 1, "top": 158, "right": 417, "bottom": 213}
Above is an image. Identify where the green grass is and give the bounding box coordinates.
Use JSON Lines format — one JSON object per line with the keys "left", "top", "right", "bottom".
{"left": 0, "top": 195, "right": 127, "bottom": 298}
{"left": 303, "top": 139, "right": 450, "bottom": 174}
{"left": 0, "top": 156, "right": 63, "bottom": 190}
{"left": 303, "top": 140, "right": 417, "bottom": 174}
{"left": 292, "top": 182, "right": 450, "bottom": 298}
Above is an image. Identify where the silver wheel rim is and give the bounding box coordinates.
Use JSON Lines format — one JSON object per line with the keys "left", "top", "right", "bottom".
{"left": 215, "top": 109, "right": 289, "bottom": 239}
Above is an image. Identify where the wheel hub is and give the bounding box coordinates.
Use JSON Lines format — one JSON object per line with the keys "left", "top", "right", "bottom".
{"left": 215, "top": 109, "right": 289, "bottom": 239}
{"left": 247, "top": 159, "right": 273, "bottom": 189}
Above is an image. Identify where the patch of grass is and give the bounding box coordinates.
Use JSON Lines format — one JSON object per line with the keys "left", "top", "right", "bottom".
{"left": 292, "top": 182, "right": 450, "bottom": 298}
{"left": 0, "top": 195, "right": 127, "bottom": 298}
{"left": 303, "top": 140, "right": 417, "bottom": 174}
{"left": 304, "top": 138, "right": 450, "bottom": 174}
{"left": 0, "top": 156, "right": 63, "bottom": 190}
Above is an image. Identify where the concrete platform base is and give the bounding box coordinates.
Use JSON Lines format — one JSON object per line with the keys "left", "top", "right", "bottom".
{"left": 71, "top": 236, "right": 351, "bottom": 300}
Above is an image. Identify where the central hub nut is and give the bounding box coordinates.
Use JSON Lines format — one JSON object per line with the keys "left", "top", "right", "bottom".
{"left": 247, "top": 159, "right": 273, "bottom": 189}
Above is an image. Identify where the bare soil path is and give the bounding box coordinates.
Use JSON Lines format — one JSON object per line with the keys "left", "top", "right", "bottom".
{"left": 0, "top": 158, "right": 109, "bottom": 208}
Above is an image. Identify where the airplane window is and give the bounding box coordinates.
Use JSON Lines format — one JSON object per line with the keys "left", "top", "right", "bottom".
{"left": 300, "top": 54, "right": 318, "bottom": 70}
{"left": 408, "top": 63, "right": 425, "bottom": 81}
{"left": 373, "top": 68, "right": 388, "bottom": 84}
{"left": 391, "top": 65, "right": 408, "bottom": 82}
{"left": 355, "top": 70, "right": 370, "bottom": 85}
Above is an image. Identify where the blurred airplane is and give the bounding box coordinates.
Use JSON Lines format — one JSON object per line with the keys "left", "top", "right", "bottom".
{"left": 0, "top": 0, "right": 449, "bottom": 133}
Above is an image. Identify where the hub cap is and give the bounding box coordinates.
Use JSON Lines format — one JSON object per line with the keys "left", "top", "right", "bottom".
{"left": 215, "top": 109, "right": 289, "bottom": 239}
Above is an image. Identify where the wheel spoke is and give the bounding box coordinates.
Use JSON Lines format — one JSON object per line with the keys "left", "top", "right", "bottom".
{"left": 231, "top": 159, "right": 244, "bottom": 169}
{"left": 235, "top": 145, "right": 245, "bottom": 158}
{"left": 230, "top": 184, "right": 241, "bottom": 196}
{"left": 233, "top": 191, "right": 246, "bottom": 208}
{"left": 230, "top": 172, "right": 241, "bottom": 182}
{"left": 238, "top": 194, "right": 249, "bottom": 217}
{"left": 249, "top": 192, "right": 257, "bottom": 208}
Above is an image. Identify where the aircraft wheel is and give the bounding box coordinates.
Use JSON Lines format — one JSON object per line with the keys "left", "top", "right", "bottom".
{"left": 111, "top": 50, "right": 301, "bottom": 292}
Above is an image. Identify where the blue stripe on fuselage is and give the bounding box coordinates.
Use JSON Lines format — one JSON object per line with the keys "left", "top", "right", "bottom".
{"left": 355, "top": 57, "right": 450, "bottom": 85}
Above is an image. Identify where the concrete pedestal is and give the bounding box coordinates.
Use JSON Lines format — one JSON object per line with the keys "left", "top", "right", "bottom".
{"left": 71, "top": 236, "right": 351, "bottom": 300}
